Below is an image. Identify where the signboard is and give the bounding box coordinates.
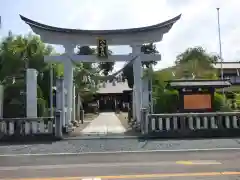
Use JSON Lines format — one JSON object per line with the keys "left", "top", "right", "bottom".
{"left": 183, "top": 94, "right": 211, "bottom": 110}
{"left": 97, "top": 38, "right": 108, "bottom": 58}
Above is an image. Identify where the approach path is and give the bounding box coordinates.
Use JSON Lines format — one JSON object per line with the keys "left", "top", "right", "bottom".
{"left": 81, "top": 112, "right": 126, "bottom": 135}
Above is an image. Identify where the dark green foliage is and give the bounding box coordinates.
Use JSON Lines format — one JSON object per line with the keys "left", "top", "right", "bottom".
{"left": 154, "top": 90, "right": 179, "bottom": 113}
{"left": 0, "top": 34, "right": 54, "bottom": 117}
{"left": 122, "top": 43, "right": 158, "bottom": 88}
{"left": 3, "top": 81, "right": 26, "bottom": 118}
{"left": 76, "top": 45, "right": 114, "bottom": 76}
{"left": 3, "top": 80, "right": 46, "bottom": 118}
{"left": 213, "top": 93, "right": 232, "bottom": 112}
{"left": 175, "top": 46, "right": 218, "bottom": 66}
{"left": 37, "top": 98, "right": 47, "bottom": 117}
{"left": 122, "top": 63, "right": 134, "bottom": 88}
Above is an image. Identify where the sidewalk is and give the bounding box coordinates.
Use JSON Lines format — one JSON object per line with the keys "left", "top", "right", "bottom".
{"left": 0, "top": 138, "right": 240, "bottom": 155}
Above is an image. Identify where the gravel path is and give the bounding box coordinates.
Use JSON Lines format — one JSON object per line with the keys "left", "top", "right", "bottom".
{"left": 0, "top": 138, "right": 240, "bottom": 155}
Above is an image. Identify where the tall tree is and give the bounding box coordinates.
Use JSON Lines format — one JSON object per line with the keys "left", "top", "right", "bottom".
{"left": 174, "top": 46, "right": 218, "bottom": 79}
{"left": 0, "top": 33, "right": 55, "bottom": 117}
{"left": 74, "top": 46, "right": 99, "bottom": 103}
{"left": 75, "top": 45, "right": 114, "bottom": 75}
{"left": 122, "top": 43, "right": 159, "bottom": 88}
{"left": 175, "top": 46, "right": 218, "bottom": 66}
{"left": 98, "top": 49, "right": 114, "bottom": 76}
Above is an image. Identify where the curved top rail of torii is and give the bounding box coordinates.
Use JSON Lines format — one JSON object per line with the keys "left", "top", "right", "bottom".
{"left": 19, "top": 14, "right": 181, "bottom": 46}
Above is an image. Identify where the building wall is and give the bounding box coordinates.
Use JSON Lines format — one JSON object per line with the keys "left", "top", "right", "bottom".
{"left": 217, "top": 69, "right": 240, "bottom": 85}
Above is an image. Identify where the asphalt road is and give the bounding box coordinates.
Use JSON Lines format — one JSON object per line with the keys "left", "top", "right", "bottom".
{"left": 1, "top": 149, "right": 240, "bottom": 180}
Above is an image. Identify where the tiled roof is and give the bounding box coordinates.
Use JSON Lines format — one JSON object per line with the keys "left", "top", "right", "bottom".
{"left": 19, "top": 14, "right": 181, "bottom": 35}
{"left": 213, "top": 62, "right": 240, "bottom": 69}
{"left": 167, "top": 79, "right": 231, "bottom": 89}
{"left": 97, "top": 81, "right": 131, "bottom": 94}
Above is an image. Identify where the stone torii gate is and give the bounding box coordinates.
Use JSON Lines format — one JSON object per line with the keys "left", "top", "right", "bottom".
{"left": 20, "top": 14, "right": 181, "bottom": 130}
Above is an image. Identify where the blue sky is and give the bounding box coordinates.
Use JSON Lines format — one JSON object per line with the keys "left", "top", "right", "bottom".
{"left": 1, "top": 0, "right": 240, "bottom": 71}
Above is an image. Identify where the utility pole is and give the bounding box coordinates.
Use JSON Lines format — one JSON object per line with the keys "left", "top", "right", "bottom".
{"left": 50, "top": 64, "right": 54, "bottom": 117}
{"left": 216, "top": 8, "right": 224, "bottom": 94}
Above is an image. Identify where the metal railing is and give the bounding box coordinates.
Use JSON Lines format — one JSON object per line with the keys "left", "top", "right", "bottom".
{"left": 141, "top": 109, "right": 240, "bottom": 137}
{"left": 0, "top": 117, "right": 54, "bottom": 138}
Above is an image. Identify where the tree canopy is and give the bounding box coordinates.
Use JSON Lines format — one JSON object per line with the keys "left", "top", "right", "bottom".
{"left": 170, "top": 46, "right": 219, "bottom": 79}
{"left": 122, "top": 43, "right": 159, "bottom": 88}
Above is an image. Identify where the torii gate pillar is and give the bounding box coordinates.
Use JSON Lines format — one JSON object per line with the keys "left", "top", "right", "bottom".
{"left": 131, "top": 45, "right": 143, "bottom": 123}
{"left": 63, "top": 44, "right": 75, "bottom": 127}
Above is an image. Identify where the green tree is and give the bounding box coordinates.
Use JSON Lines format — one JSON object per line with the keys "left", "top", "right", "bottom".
{"left": 98, "top": 49, "right": 114, "bottom": 76}
{"left": 73, "top": 45, "right": 116, "bottom": 102}
{"left": 0, "top": 33, "right": 55, "bottom": 116}
{"left": 122, "top": 43, "right": 159, "bottom": 88}
{"left": 175, "top": 46, "right": 218, "bottom": 65}
{"left": 174, "top": 46, "right": 219, "bottom": 79}
{"left": 150, "top": 46, "right": 220, "bottom": 113}
{"left": 74, "top": 46, "right": 99, "bottom": 103}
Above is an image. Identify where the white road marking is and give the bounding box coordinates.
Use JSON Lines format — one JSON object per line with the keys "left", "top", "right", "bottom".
{"left": 0, "top": 147, "right": 240, "bottom": 157}
{"left": 82, "top": 178, "right": 101, "bottom": 180}
{"left": 0, "top": 160, "right": 221, "bottom": 171}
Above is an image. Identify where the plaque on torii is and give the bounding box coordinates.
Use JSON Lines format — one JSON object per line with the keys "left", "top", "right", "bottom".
{"left": 97, "top": 38, "right": 108, "bottom": 58}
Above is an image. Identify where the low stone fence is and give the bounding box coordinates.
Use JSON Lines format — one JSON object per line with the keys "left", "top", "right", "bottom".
{"left": 141, "top": 109, "right": 240, "bottom": 138}
{"left": 0, "top": 117, "right": 56, "bottom": 142}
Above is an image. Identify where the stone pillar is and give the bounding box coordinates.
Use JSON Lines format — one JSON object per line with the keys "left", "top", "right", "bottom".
{"left": 72, "top": 85, "right": 76, "bottom": 122}
{"left": 56, "top": 77, "right": 65, "bottom": 128}
{"left": 63, "top": 44, "right": 75, "bottom": 130}
{"left": 149, "top": 71, "right": 153, "bottom": 113}
{"left": 132, "top": 86, "right": 136, "bottom": 120}
{"left": 142, "top": 76, "right": 149, "bottom": 109}
{"left": 64, "top": 88, "right": 67, "bottom": 126}
{"left": 76, "top": 93, "right": 81, "bottom": 122}
{"left": 63, "top": 60, "right": 73, "bottom": 128}
{"left": 131, "top": 45, "right": 143, "bottom": 123}
{"left": 0, "top": 85, "right": 4, "bottom": 118}
{"left": 26, "top": 69, "right": 38, "bottom": 118}
{"left": 55, "top": 110, "right": 63, "bottom": 139}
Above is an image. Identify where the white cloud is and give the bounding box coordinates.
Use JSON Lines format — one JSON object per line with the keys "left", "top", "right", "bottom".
{"left": 60, "top": 0, "right": 240, "bottom": 71}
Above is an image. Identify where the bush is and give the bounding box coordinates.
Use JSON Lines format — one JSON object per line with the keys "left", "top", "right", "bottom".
{"left": 3, "top": 81, "right": 26, "bottom": 118}
{"left": 154, "top": 90, "right": 179, "bottom": 113}
{"left": 37, "top": 98, "right": 47, "bottom": 117}
{"left": 3, "top": 80, "right": 47, "bottom": 118}
{"left": 213, "top": 93, "right": 232, "bottom": 112}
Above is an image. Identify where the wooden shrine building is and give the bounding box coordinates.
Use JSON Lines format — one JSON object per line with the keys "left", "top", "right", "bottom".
{"left": 85, "top": 80, "right": 132, "bottom": 113}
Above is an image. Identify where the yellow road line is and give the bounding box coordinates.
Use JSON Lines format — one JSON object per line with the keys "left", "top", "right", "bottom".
{"left": 6, "top": 171, "right": 240, "bottom": 180}
{"left": 176, "top": 160, "right": 222, "bottom": 165}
